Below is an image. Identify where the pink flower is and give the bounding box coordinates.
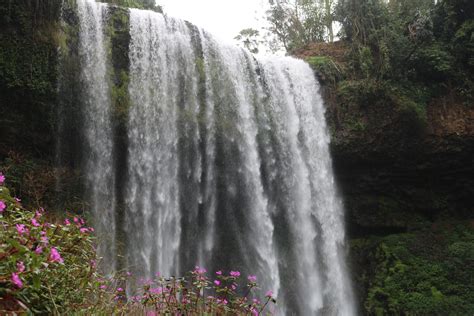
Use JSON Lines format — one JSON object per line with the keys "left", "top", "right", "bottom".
{"left": 217, "top": 298, "right": 228, "bottom": 305}
{"left": 88, "top": 227, "right": 94, "bottom": 232}
{"left": 31, "top": 218, "right": 40, "bottom": 227}
{"left": 194, "top": 266, "right": 207, "bottom": 274}
{"left": 216, "top": 270, "right": 222, "bottom": 275}
{"left": 0, "top": 172, "right": 5, "bottom": 185}
{"left": 11, "top": 273, "right": 22, "bottom": 288}
{"left": 230, "top": 270, "right": 240, "bottom": 277}
{"left": 35, "top": 246, "right": 43, "bottom": 254}
{"left": 15, "top": 224, "right": 28, "bottom": 235}
{"left": 49, "top": 247, "right": 63, "bottom": 263}
{"left": 117, "top": 287, "right": 124, "bottom": 292}
{"left": 80, "top": 218, "right": 85, "bottom": 225}
{"left": 73, "top": 217, "right": 79, "bottom": 224}
{"left": 150, "top": 287, "right": 162, "bottom": 294}
{"left": 231, "top": 284, "right": 237, "bottom": 290}
{"left": 16, "top": 261, "right": 25, "bottom": 273}
{"left": 80, "top": 227, "right": 89, "bottom": 233}
{"left": 265, "top": 290, "right": 273, "bottom": 297}
{"left": 248, "top": 275, "right": 257, "bottom": 283}
{"left": 214, "top": 280, "right": 221, "bottom": 286}
{"left": 64, "top": 219, "right": 71, "bottom": 225}
{"left": 0, "top": 200, "right": 5, "bottom": 212}
{"left": 100, "top": 285, "right": 107, "bottom": 290}
{"left": 14, "top": 197, "right": 21, "bottom": 203}
{"left": 41, "top": 236, "right": 48, "bottom": 245}
{"left": 35, "top": 210, "right": 42, "bottom": 218}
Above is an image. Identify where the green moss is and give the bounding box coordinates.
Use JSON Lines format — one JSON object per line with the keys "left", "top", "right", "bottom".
{"left": 359, "top": 222, "right": 474, "bottom": 315}
{"left": 100, "top": 0, "right": 163, "bottom": 12}
{"left": 106, "top": 6, "right": 131, "bottom": 123}
{"left": 306, "top": 55, "right": 343, "bottom": 85}
{"left": 0, "top": 1, "right": 62, "bottom": 157}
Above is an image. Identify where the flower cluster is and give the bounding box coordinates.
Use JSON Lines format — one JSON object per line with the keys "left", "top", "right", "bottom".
{"left": 0, "top": 172, "right": 276, "bottom": 314}
{"left": 108, "top": 266, "right": 276, "bottom": 315}
{"left": 0, "top": 172, "right": 98, "bottom": 313}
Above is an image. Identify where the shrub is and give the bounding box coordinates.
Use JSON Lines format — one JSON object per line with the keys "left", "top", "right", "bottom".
{"left": 0, "top": 172, "right": 276, "bottom": 314}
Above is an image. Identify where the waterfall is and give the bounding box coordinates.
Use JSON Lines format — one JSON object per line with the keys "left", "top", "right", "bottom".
{"left": 64, "top": 1, "right": 355, "bottom": 314}
{"left": 76, "top": 0, "right": 116, "bottom": 273}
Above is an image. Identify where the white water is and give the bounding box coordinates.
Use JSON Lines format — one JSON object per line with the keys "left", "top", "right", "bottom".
{"left": 70, "top": 1, "right": 355, "bottom": 314}
{"left": 76, "top": 0, "right": 116, "bottom": 273}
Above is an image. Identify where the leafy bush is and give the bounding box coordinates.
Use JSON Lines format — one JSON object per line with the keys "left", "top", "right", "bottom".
{"left": 364, "top": 224, "right": 474, "bottom": 315}
{"left": 0, "top": 172, "right": 276, "bottom": 314}
{"left": 0, "top": 173, "right": 102, "bottom": 314}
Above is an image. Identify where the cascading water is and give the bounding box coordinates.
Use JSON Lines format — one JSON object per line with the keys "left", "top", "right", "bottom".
{"left": 76, "top": 0, "right": 116, "bottom": 273}
{"left": 64, "top": 0, "right": 355, "bottom": 314}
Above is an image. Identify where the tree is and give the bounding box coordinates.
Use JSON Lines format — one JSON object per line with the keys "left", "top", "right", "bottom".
{"left": 234, "top": 28, "right": 262, "bottom": 54}
{"left": 264, "top": 0, "right": 334, "bottom": 52}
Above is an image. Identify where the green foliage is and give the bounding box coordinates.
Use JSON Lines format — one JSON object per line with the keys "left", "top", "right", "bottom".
{"left": 306, "top": 55, "right": 343, "bottom": 85}
{"left": 235, "top": 28, "right": 262, "bottom": 54}
{"left": 363, "top": 223, "right": 474, "bottom": 315}
{"left": 101, "top": 0, "right": 163, "bottom": 12}
{"left": 0, "top": 182, "right": 101, "bottom": 314}
{"left": 0, "top": 1, "right": 61, "bottom": 157}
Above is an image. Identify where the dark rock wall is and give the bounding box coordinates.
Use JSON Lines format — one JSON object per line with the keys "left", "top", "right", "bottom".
{"left": 323, "top": 80, "right": 474, "bottom": 313}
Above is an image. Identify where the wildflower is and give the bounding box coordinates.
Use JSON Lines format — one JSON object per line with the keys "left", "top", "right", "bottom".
{"left": 216, "top": 270, "right": 222, "bottom": 275}
{"left": 80, "top": 218, "right": 85, "bottom": 225}
{"left": 41, "top": 235, "right": 49, "bottom": 245}
{"left": 35, "top": 210, "right": 42, "bottom": 218}
{"left": 49, "top": 247, "right": 63, "bottom": 263}
{"left": 0, "top": 200, "right": 5, "bottom": 212}
{"left": 150, "top": 287, "right": 162, "bottom": 294}
{"left": 16, "top": 224, "right": 28, "bottom": 235}
{"left": 11, "top": 273, "right": 23, "bottom": 288}
{"left": 248, "top": 275, "right": 257, "bottom": 283}
{"left": 14, "top": 197, "right": 21, "bottom": 203}
{"left": 217, "top": 298, "right": 228, "bottom": 305}
{"left": 117, "top": 287, "right": 124, "bottom": 292}
{"left": 265, "top": 290, "right": 273, "bottom": 297}
{"left": 35, "top": 246, "right": 43, "bottom": 254}
{"left": 80, "top": 227, "right": 89, "bottom": 233}
{"left": 88, "top": 227, "right": 95, "bottom": 232}
{"left": 0, "top": 172, "right": 5, "bottom": 185}
{"left": 16, "top": 261, "right": 25, "bottom": 273}
{"left": 100, "top": 285, "right": 107, "bottom": 290}
{"left": 230, "top": 270, "right": 240, "bottom": 277}
{"left": 31, "top": 218, "right": 40, "bottom": 227}
{"left": 231, "top": 284, "right": 237, "bottom": 290}
{"left": 73, "top": 217, "right": 79, "bottom": 224}
{"left": 214, "top": 280, "right": 221, "bottom": 286}
{"left": 194, "top": 266, "right": 206, "bottom": 274}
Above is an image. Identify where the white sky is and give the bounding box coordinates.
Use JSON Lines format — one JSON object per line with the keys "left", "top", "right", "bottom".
{"left": 158, "top": 0, "right": 268, "bottom": 44}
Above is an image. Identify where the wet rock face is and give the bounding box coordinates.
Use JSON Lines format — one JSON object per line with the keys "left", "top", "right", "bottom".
{"left": 323, "top": 85, "right": 473, "bottom": 237}
{"left": 322, "top": 83, "right": 474, "bottom": 313}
